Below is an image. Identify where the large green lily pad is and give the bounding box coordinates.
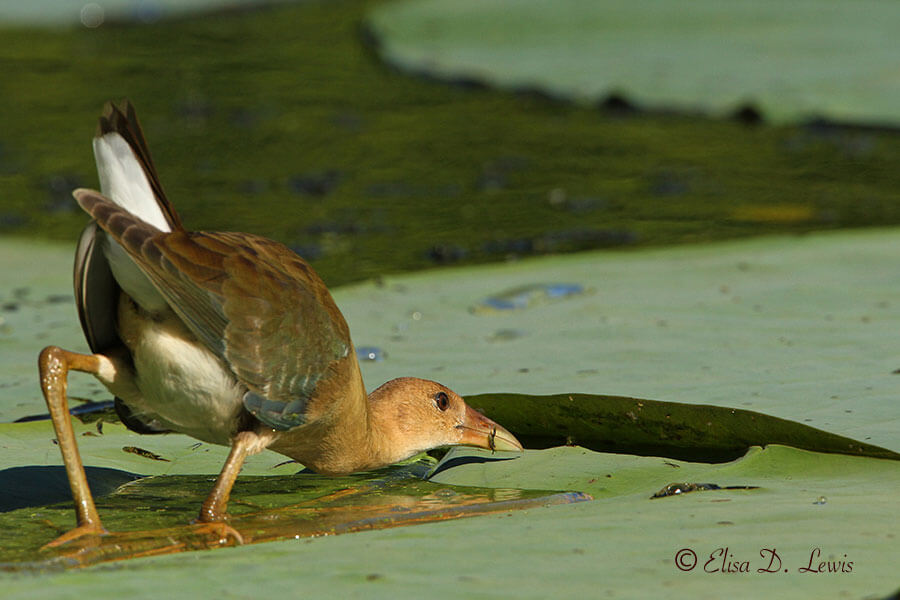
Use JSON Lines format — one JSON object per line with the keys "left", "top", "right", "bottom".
{"left": 367, "top": 0, "right": 900, "bottom": 125}
{"left": 4, "top": 229, "right": 898, "bottom": 447}
{"left": 1, "top": 229, "right": 898, "bottom": 596}
{"left": 339, "top": 229, "right": 900, "bottom": 453}
{"left": 429, "top": 444, "right": 900, "bottom": 595}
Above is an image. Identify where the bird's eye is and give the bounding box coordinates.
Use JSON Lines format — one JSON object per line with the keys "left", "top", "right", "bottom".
{"left": 435, "top": 391, "right": 450, "bottom": 411}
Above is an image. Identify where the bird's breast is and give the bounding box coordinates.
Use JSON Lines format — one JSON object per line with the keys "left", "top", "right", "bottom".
{"left": 116, "top": 294, "right": 246, "bottom": 446}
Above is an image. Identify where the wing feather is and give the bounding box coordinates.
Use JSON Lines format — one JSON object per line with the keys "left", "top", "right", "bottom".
{"left": 75, "top": 188, "right": 352, "bottom": 430}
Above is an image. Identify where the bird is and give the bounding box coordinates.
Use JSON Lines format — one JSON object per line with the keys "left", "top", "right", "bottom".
{"left": 38, "top": 100, "right": 522, "bottom": 548}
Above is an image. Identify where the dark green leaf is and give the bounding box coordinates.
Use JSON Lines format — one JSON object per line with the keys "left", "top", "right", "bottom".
{"left": 468, "top": 393, "right": 900, "bottom": 462}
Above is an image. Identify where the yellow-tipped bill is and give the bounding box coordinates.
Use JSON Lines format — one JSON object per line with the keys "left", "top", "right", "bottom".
{"left": 457, "top": 405, "right": 524, "bottom": 453}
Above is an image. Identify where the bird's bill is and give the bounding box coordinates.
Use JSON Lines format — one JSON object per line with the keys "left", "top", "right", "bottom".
{"left": 457, "top": 405, "right": 524, "bottom": 453}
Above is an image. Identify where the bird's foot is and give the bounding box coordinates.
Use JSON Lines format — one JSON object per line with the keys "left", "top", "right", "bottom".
{"left": 41, "top": 522, "right": 108, "bottom": 550}
{"left": 191, "top": 521, "right": 244, "bottom": 546}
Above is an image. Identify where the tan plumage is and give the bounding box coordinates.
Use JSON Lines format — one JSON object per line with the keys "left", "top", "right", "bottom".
{"left": 38, "top": 101, "right": 522, "bottom": 547}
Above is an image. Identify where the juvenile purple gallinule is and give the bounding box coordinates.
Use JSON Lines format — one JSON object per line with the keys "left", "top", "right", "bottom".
{"left": 38, "top": 101, "right": 522, "bottom": 547}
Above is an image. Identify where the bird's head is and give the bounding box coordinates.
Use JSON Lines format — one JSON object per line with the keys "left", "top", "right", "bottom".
{"left": 367, "top": 377, "right": 523, "bottom": 466}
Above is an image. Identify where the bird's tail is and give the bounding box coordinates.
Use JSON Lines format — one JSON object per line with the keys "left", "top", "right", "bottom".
{"left": 83, "top": 101, "right": 180, "bottom": 312}
{"left": 92, "top": 100, "right": 182, "bottom": 233}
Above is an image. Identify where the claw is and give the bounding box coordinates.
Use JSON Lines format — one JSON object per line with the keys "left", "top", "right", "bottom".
{"left": 41, "top": 522, "right": 108, "bottom": 550}
{"left": 191, "top": 521, "right": 244, "bottom": 546}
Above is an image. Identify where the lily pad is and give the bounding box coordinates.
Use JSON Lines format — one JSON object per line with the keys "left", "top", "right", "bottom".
{"left": 465, "top": 393, "right": 900, "bottom": 462}
{"left": 339, "top": 229, "right": 900, "bottom": 453}
{"left": 367, "top": 0, "right": 900, "bottom": 125}
{"left": 0, "top": 454, "right": 587, "bottom": 568}
{"left": 425, "top": 445, "right": 900, "bottom": 595}
{"left": 1, "top": 230, "right": 899, "bottom": 596}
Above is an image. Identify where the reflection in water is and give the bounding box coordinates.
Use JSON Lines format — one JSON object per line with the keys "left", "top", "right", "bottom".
{"left": 3, "top": 463, "right": 590, "bottom": 570}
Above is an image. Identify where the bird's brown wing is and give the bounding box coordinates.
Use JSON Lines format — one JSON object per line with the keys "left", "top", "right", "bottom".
{"left": 74, "top": 221, "right": 118, "bottom": 353}
{"left": 76, "top": 189, "right": 352, "bottom": 431}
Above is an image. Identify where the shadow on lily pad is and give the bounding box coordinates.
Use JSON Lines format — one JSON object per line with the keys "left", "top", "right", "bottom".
{"left": 0, "top": 466, "right": 141, "bottom": 512}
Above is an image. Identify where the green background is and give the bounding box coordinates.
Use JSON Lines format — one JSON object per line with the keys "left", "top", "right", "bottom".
{"left": 1, "top": 0, "right": 898, "bottom": 597}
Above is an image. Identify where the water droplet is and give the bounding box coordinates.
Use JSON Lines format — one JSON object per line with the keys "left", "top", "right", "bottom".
{"left": 80, "top": 3, "right": 104, "bottom": 27}
{"left": 472, "top": 283, "right": 587, "bottom": 312}
{"left": 356, "top": 346, "right": 386, "bottom": 362}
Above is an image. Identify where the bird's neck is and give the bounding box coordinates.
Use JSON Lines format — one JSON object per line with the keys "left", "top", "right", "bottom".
{"left": 320, "top": 373, "right": 420, "bottom": 472}
{"left": 268, "top": 354, "right": 388, "bottom": 474}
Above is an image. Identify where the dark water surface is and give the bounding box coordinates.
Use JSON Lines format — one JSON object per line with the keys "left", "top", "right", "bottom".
{"left": 1, "top": 0, "right": 898, "bottom": 286}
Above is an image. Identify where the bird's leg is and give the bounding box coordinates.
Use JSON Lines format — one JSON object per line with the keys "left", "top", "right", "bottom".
{"left": 198, "top": 430, "right": 259, "bottom": 522}
{"left": 38, "top": 346, "right": 110, "bottom": 548}
{"left": 193, "top": 430, "right": 264, "bottom": 545}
